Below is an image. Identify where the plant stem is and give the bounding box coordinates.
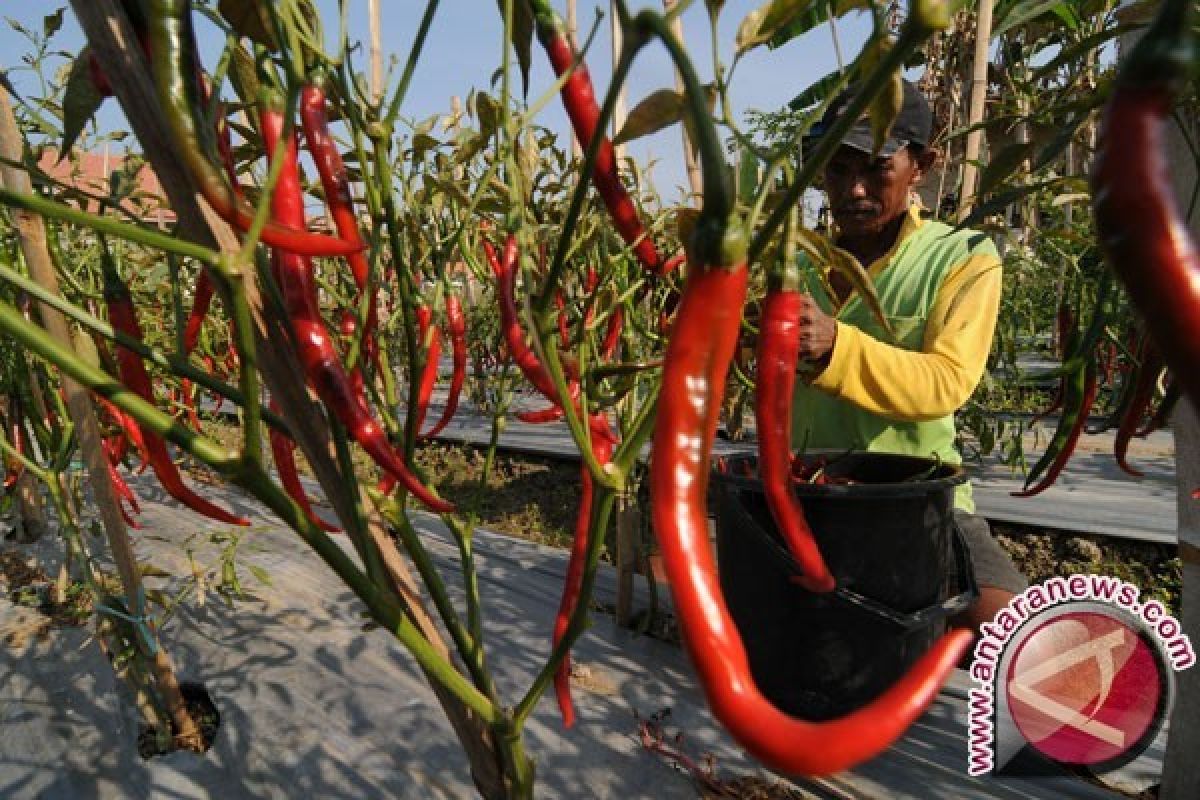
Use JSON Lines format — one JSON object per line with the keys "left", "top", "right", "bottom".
{"left": 0, "top": 188, "right": 220, "bottom": 265}
{"left": 0, "top": 298, "right": 236, "bottom": 470}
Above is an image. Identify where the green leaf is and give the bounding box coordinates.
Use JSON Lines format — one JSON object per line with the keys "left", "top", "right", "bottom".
{"left": 735, "top": 6, "right": 769, "bottom": 55}
{"left": 993, "top": 0, "right": 1073, "bottom": 37}
{"left": 788, "top": 65, "right": 857, "bottom": 111}
{"left": 795, "top": 228, "right": 896, "bottom": 340}
{"left": 1032, "top": 24, "right": 1138, "bottom": 81}
{"left": 977, "top": 139, "right": 1038, "bottom": 198}
{"left": 475, "top": 92, "right": 500, "bottom": 136}
{"left": 614, "top": 89, "right": 685, "bottom": 145}
{"left": 957, "top": 177, "right": 1072, "bottom": 228}
{"left": 766, "top": 0, "right": 872, "bottom": 50}
{"left": 138, "top": 562, "right": 173, "bottom": 578}
{"left": 61, "top": 47, "right": 105, "bottom": 158}
{"left": 218, "top": 0, "right": 279, "bottom": 49}
{"left": 410, "top": 133, "right": 439, "bottom": 162}
{"left": 43, "top": 9, "right": 65, "bottom": 39}
{"left": 248, "top": 564, "right": 273, "bottom": 586}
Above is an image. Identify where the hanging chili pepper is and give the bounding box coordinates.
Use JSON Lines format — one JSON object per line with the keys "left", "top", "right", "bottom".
{"left": 1139, "top": 378, "right": 1180, "bottom": 436}
{"left": 1114, "top": 339, "right": 1163, "bottom": 478}
{"left": 95, "top": 394, "right": 151, "bottom": 473}
{"left": 413, "top": 305, "right": 442, "bottom": 433}
{"left": 1092, "top": 0, "right": 1200, "bottom": 412}
{"left": 107, "top": 461, "right": 142, "bottom": 515}
{"left": 182, "top": 271, "right": 215, "bottom": 356}
{"left": 101, "top": 249, "right": 250, "bottom": 526}
{"left": 300, "top": 78, "right": 381, "bottom": 382}
{"left": 600, "top": 306, "right": 623, "bottom": 360}
{"left": 260, "top": 102, "right": 452, "bottom": 514}
{"left": 483, "top": 235, "right": 580, "bottom": 409}
{"left": 147, "top": 0, "right": 358, "bottom": 258}
{"left": 1031, "top": 303, "right": 1075, "bottom": 426}
{"left": 554, "top": 291, "right": 571, "bottom": 348}
{"left": 649, "top": 220, "right": 970, "bottom": 775}
{"left": 4, "top": 402, "right": 25, "bottom": 491}
{"left": 268, "top": 399, "right": 340, "bottom": 533}
{"left": 1012, "top": 362, "right": 1099, "bottom": 498}
{"left": 516, "top": 405, "right": 565, "bottom": 425}
{"left": 421, "top": 293, "right": 467, "bottom": 439}
{"left": 755, "top": 288, "right": 835, "bottom": 593}
{"left": 553, "top": 417, "right": 615, "bottom": 727}
{"left": 527, "top": 0, "right": 661, "bottom": 273}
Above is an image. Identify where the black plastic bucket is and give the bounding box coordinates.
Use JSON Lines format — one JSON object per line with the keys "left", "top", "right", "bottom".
{"left": 713, "top": 450, "right": 977, "bottom": 720}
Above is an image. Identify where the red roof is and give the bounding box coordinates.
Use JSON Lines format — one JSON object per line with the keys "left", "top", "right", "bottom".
{"left": 37, "top": 148, "right": 175, "bottom": 224}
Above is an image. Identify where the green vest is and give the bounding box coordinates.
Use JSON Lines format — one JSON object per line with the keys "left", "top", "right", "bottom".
{"left": 791, "top": 216, "right": 998, "bottom": 511}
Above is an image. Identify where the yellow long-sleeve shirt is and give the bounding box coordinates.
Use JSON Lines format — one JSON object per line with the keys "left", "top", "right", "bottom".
{"left": 791, "top": 205, "right": 1003, "bottom": 510}
{"left": 808, "top": 207, "right": 1003, "bottom": 422}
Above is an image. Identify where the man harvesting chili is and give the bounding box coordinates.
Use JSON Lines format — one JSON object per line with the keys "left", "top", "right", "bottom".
{"left": 791, "top": 80, "right": 1027, "bottom": 631}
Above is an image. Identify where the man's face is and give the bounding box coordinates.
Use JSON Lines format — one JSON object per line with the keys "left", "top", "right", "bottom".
{"left": 822, "top": 144, "right": 926, "bottom": 238}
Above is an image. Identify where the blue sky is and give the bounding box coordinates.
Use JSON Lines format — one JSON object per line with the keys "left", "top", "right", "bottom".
{"left": 0, "top": 2, "right": 875, "bottom": 202}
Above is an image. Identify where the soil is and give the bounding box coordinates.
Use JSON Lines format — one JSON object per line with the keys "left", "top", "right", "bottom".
{"left": 405, "top": 442, "right": 1184, "bottom": 616}
{"left": 0, "top": 548, "right": 96, "bottom": 635}
{"left": 136, "top": 681, "right": 221, "bottom": 759}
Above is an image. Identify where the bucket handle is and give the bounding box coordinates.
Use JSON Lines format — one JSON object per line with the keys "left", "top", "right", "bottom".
{"left": 833, "top": 524, "right": 978, "bottom": 632}
{"left": 739, "top": 495, "right": 979, "bottom": 631}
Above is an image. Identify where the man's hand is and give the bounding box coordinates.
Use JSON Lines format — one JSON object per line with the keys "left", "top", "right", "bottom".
{"left": 796, "top": 294, "right": 838, "bottom": 366}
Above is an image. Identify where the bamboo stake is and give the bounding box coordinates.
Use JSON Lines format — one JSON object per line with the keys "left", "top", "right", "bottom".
{"left": 664, "top": 0, "right": 702, "bottom": 204}
{"left": 368, "top": 0, "right": 384, "bottom": 105}
{"left": 610, "top": 1, "right": 628, "bottom": 162}
{"left": 956, "top": 0, "right": 993, "bottom": 221}
{"left": 567, "top": 0, "right": 582, "bottom": 159}
{"left": 0, "top": 85, "right": 203, "bottom": 749}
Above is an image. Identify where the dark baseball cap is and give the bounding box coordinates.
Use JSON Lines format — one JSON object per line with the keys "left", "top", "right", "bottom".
{"left": 803, "top": 79, "right": 932, "bottom": 157}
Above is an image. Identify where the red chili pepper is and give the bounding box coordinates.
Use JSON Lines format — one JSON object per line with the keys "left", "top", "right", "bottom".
{"left": 268, "top": 399, "right": 340, "bottom": 533}
{"left": 755, "top": 290, "right": 834, "bottom": 593}
{"left": 648, "top": 231, "right": 970, "bottom": 775}
{"left": 421, "top": 293, "right": 467, "bottom": 439}
{"left": 300, "top": 79, "right": 380, "bottom": 378}
{"left": 600, "top": 307, "right": 623, "bottom": 360}
{"left": 516, "top": 406, "right": 565, "bottom": 425}
{"left": 1138, "top": 378, "right": 1179, "bottom": 436}
{"left": 182, "top": 271, "right": 215, "bottom": 356}
{"left": 107, "top": 461, "right": 141, "bottom": 514}
{"left": 528, "top": 1, "right": 661, "bottom": 273}
{"left": 413, "top": 305, "right": 442, "bottom": 433}
{"left": 4, "top": 404, "right": 25, "bottom": 491}
{"left": 554, "top": 291, "right": 571, "bottom": 348}
{"left": 553, "top": 417, "right": 615, "bottom": 727}
{"left": 483, "top": 235, "right": 580, "bottom": 409}
{"left": 260, "top": 104, "right": 452, "bottom": 515}
{"left": 102, "top": 256, "right": 250, "bottom": 527}
{"left": 147, "top": 0, "right": 358, "bottom": 259}
{"left": 1011, "top": 363, "right": 1098, "bottom": 498}
{"left": 1092, "top": 0, "right": 1200, "bottom": 412}
{"left": 1114, "top": 340, "right": 1163, "bottom": 478}
{"left": 95, "top": 394, "right": 151, "bottom": 473}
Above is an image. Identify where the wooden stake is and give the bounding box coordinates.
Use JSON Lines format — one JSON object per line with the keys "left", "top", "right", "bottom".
{"left": 0, "top": 84, "right": 203, "bottom": 749}
{"left": 956, "top": 0, "right": 993, "bottom": 221}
